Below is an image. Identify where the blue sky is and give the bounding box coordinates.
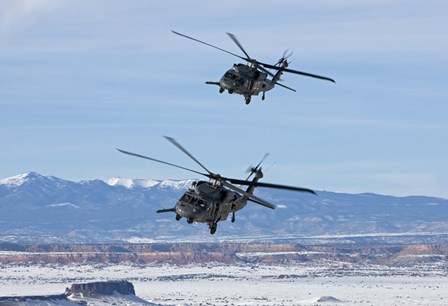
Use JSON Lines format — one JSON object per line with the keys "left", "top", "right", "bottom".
{"left": 0, "top": 0, "right": 447, "bottom": 198}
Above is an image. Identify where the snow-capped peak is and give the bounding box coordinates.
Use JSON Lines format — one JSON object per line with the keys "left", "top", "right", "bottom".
{"left": 0, "top": 172, "right": 44, "bottom": 187}
{"left": 106, "top": 177, "right": 160, "bottom": 189}
{"left": 159, "top": 179, "right": 195, "bottom": 190}
{"left": 0, "top": 172, "right": 73, "bottom": 189}
{"left": 0, "top": 173, "right": 195, "bottom": 191}
{"left": 105, "top": 177, "right": 194, "bottom": 190}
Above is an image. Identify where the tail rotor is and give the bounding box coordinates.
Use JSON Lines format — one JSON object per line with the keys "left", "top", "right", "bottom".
{"left": 245, "top": 153, "right": 269, "bottom": 180}
{"left": 276, "top": 49, "right": 293, "bottom": 67}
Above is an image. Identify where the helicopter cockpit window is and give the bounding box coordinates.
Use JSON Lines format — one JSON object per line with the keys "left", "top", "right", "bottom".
{"left": 180, "top": 193, "right": 194, "bottom": 203}
{"left": 224, "top": 71, "right": 236, "bottom": 79}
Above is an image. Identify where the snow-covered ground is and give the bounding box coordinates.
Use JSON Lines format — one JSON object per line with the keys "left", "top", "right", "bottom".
{"left": 1, "top": 262, "right": 447, "bottom": 305}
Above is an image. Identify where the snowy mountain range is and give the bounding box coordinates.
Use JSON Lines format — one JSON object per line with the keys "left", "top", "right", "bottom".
{"left": 1, "top": 172, "right": 447, "bottom": 243}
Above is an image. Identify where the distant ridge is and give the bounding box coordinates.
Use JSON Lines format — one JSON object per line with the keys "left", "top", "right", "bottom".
{"left": 0, "top": 172, "right": 447, "bottom": 244}
{"left": 0, "top": 172, "right": 194, "bottom": 190}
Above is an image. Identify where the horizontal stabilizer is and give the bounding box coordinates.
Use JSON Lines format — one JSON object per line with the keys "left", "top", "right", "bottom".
{"left": 156, "top": 208, "right": 176, "bottom": 214}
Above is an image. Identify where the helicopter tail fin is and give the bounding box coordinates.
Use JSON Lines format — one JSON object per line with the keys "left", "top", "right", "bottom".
{"left": 270, "top": 49, "right": 293, "bottom": 84}
{"left": 243, "top": 156, "right": 266, "bottom": 196}
{"left": 272, "top": 59, "right": 288, "bottom": 84}
{"left": 245, "top": 153, "right": 269, "bottom": 181}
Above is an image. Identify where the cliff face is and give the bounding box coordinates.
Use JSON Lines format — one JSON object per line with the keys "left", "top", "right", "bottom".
{"left": 1, "top": 242, "right": 447, "bottom": 265}
{"left": 0, "top": 281, "right": 144, "bottom": 306}
{"left": 0, "top": 242, "right": 301, "bottom": 265}
{"left": 66, "top": 280, "right": 135, "bottom": 296}
{"left": 0, "top": 294, "right": 68, "bottom": 304}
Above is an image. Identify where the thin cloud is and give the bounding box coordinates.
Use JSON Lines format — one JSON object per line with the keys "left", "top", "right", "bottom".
{"left": 0, "top": 0, "right": 61, "bottom": 35}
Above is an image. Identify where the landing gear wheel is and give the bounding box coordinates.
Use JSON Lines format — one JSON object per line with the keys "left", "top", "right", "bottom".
{"left": 262, "top": 92, "right": 265, "bottom": 100}
{"left": 245, "top": 96, "right": 251, "bottom": 105}
{"left": 219, "top": 87, "right": 224, "bottom": 93}
{"left": 210, "top": 224, "right": 217, "bottom": 235}
{"left": 187, "top": 218, "right": 194, "bottom": 224}
{"left": 231, "top": 212, "right": 235, "bottom": 223}
{"left": 228, "top": 90, "right": 234, "bottom": 94}
{"left": 175, "top": 214, "right": 181, "bottom": 221}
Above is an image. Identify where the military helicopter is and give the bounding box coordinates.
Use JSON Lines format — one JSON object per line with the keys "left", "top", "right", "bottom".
{"left": 172, "top": 31, "right": 335, "bottom": 105}
{"left": 117, "top": 136, "right": 316, "bottom": 234}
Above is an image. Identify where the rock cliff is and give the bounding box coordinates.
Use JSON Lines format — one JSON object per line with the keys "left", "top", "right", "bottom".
{"left": 0, "top": 280, "right": 149, "bottom": 305}
{"left": 66, "top": 280, "right": 135, "bottom": 296}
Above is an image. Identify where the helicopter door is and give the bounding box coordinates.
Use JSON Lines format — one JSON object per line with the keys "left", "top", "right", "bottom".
{"left": 206, "top": 202, "right": 217, "bottom": 219}
{"left": 216, "top": 202, "right": 231, "bottom": 221}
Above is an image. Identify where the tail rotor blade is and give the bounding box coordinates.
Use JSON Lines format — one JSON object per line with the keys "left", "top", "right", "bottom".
{"left": 277, "top": 49, "right": 293, "bottom": 65}
{"left": 245, "top": 153, "right": 269, "bottom": 180}
{"left": 255, "top": 153, "right": 269, "bottom": 169}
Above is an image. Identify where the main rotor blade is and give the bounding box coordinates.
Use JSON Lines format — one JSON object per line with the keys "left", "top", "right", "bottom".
{"left": 225, "top": 33, "right": 277, "bottom": 78}
{"left": 221, "top": 180, "right": 276, "bottom": 209}
{"left": 164, "top": 136, "right": 212, "bottom": 175}
{"left": 257, "top": 65, "right": 275, "bottom": 78}
{"left": 247, "top": 198, "right": 275, "bottom": 207}
{"left": 224, "top": 177, "right": 316, "bottom": 195}
{"left": 116, "top": 148, "right": 207, "bottom": 177}
{"left": 226, "top": 32, "right": 252, "bottom": 61}
{"left": 261, "top": 62, "right": 335, "bottom": 83}
{"left": 172, "top": 30, "right": 247, "bottom": 61}
{"left": 275, "top": 82, "right": 296, "bottom": 92}
{"left": 282, "top": 67, "right": 335, "bottom": 83}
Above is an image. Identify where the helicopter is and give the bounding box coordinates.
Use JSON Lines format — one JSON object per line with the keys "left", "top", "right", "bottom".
{"left": 172, "top": 30, "right": 335, "bottom": 105}
{"left": 117, "top": 136, "right": 316, "bottom": 234}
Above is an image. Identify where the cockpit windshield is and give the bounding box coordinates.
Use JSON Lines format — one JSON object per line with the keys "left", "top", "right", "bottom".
{"left": 180, "top": 193, "right": 207, "bottom": 208}
{"left": 224, "top": 71, "right": 236, "bottom": 79}
{"left": 224, "top": 71, "right": 245, "bottom": 85}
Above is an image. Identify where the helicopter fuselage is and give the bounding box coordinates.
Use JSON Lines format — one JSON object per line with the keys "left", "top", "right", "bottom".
{"left": 174, "top": 30, "right": 334, "bottom": 105}
{"left": 118, "top": 136, "right": 316, "bottom": 235}
{"left": 217, "top": 64, "right": 274, "bottom": 98}
{"left": 174, "top": 180, "right": 246, "bottom": 224}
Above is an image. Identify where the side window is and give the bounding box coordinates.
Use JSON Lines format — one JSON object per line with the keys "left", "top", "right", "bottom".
{"left": 198, "top": 199, "right": 207, "bottom": 208}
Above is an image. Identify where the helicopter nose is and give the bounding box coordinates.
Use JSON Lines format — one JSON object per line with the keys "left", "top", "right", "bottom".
{"left": 220, "top": 79, "right": 234, "bottom": 90}
{"left": 176, "top": 205, "right": 195, "bottom": 219}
